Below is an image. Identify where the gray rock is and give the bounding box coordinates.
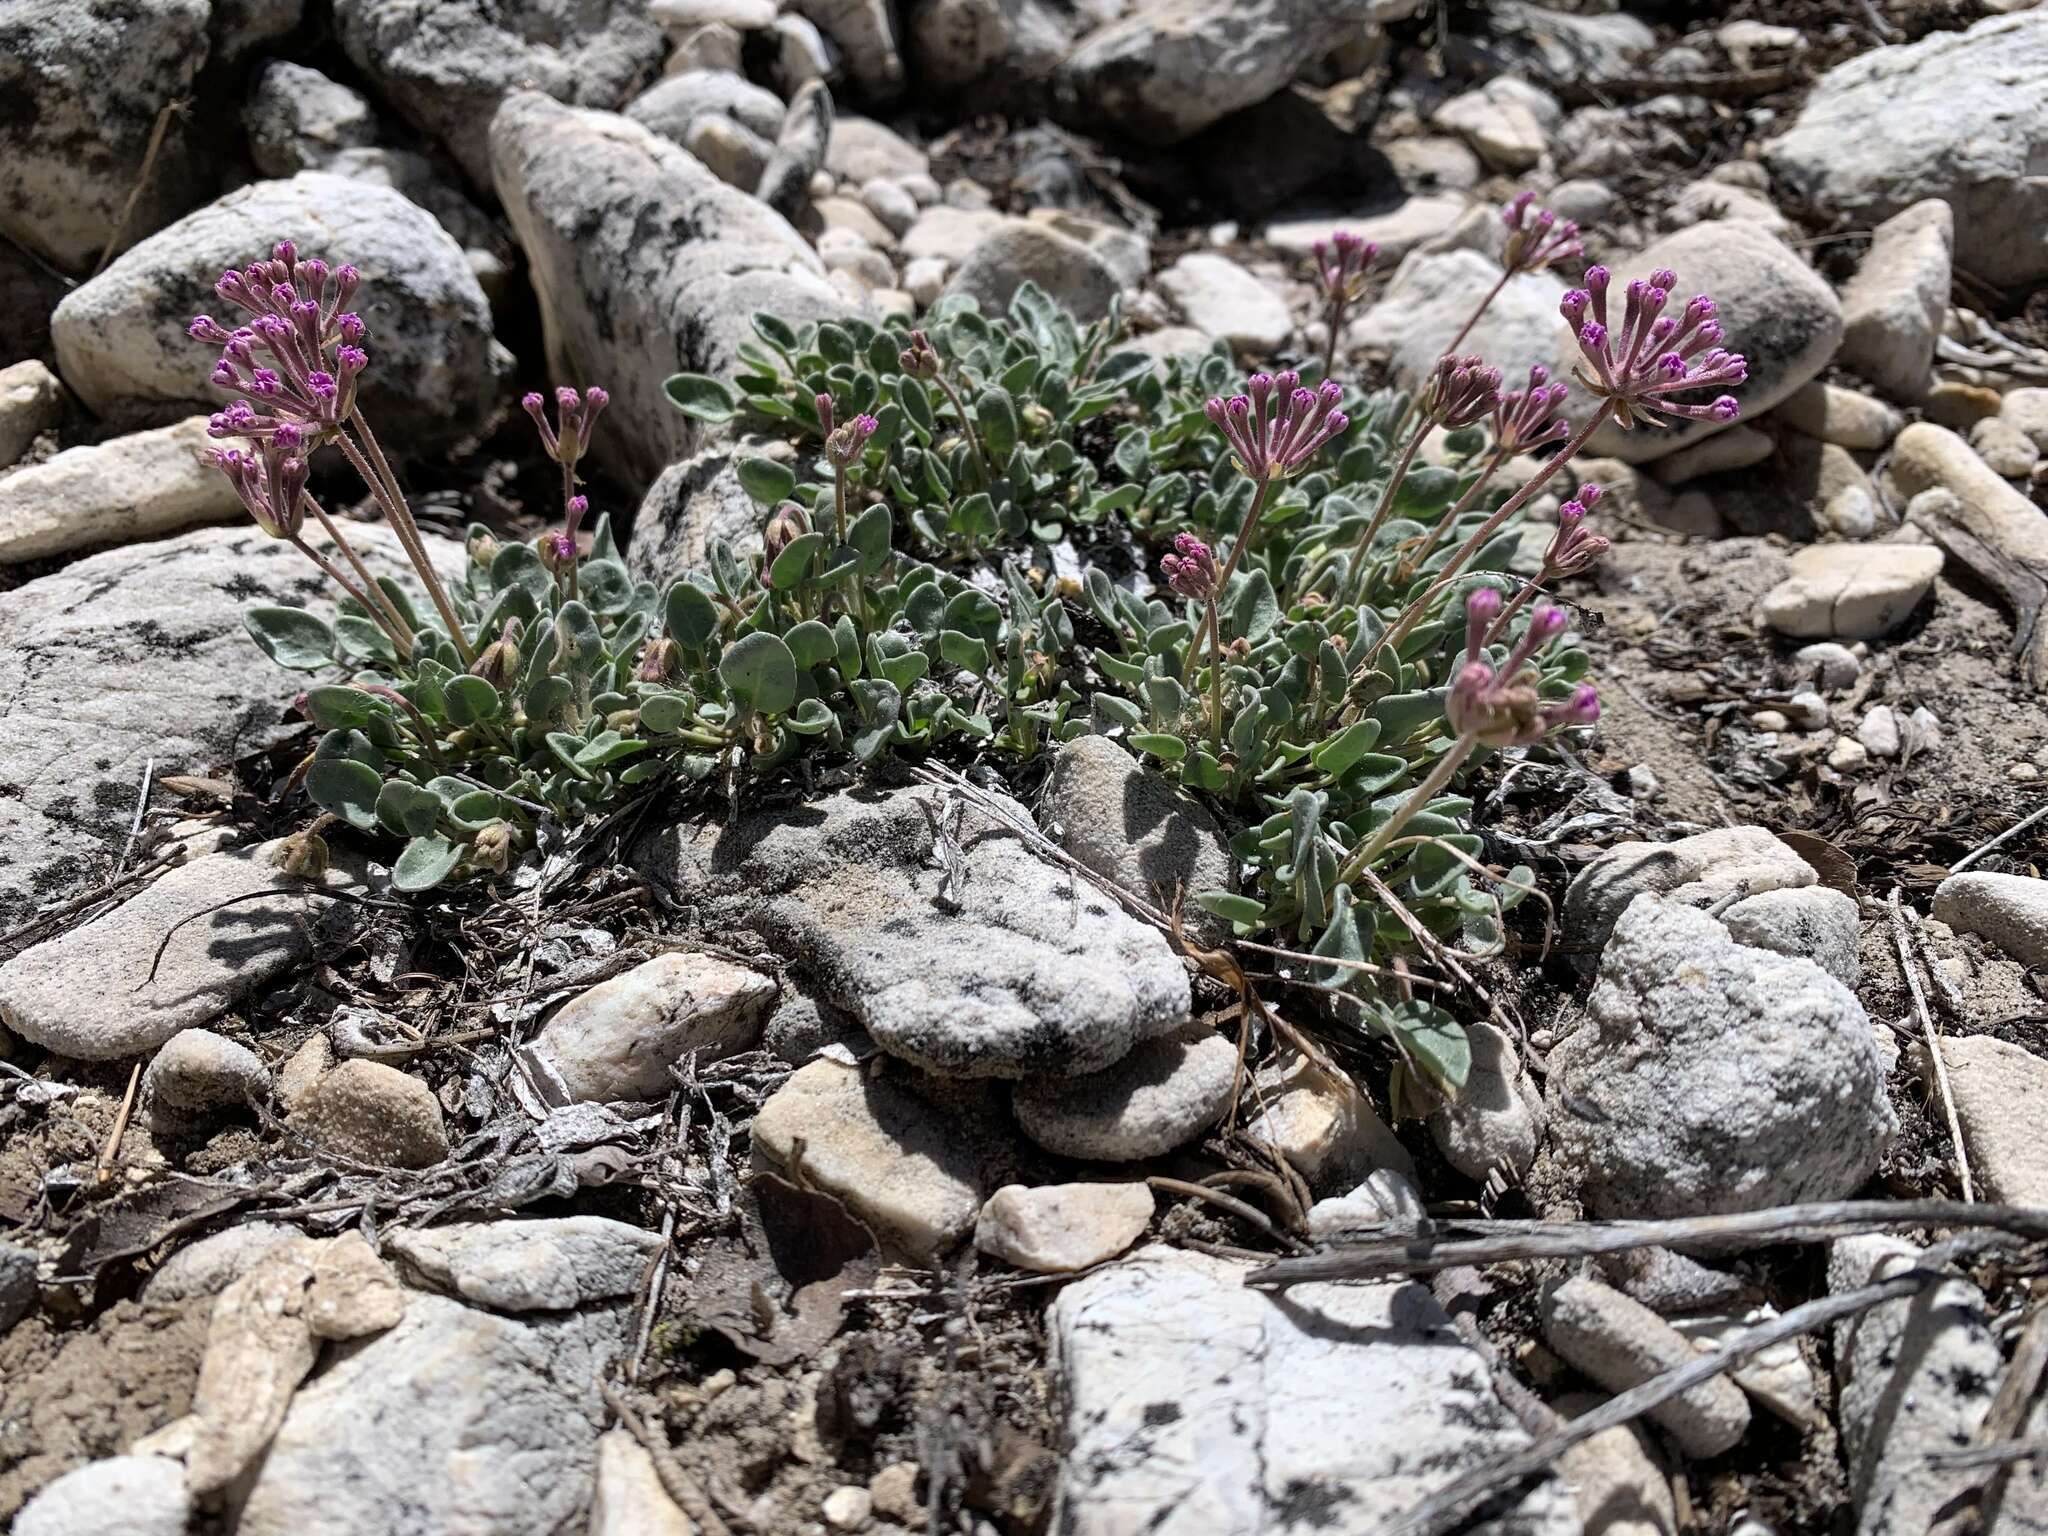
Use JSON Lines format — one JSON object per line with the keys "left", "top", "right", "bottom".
{"left": 591, "top": 1429, "right": 694, "bottom": 1536}
{"left": 294, "top": 1059, "right": 449, "bottom": 1168}
{"left": 1305, "top": 1167, "right": 1427, "bottom": 1237}
{"left": 52, "top": 173, "right": 503, "bottom": 455}
{"left": 1246, "top": 1049, "right": 1411, "bottom": 1189}
{"left": 639, "top": 785, "right": 1190, "bottom": 1078}
{"left": 759, "top": 974, "right": 868, "bottom": 1064}
{"left": 1934, "top": 872, "right": 2048, "bottom": 967}
{"left": 244, "top": 61, "right": 379, "bottom": 177}
{"left": 1586, "top": 221, "right": 1842, "bottom": 465}
{"left": 236, "top": 1292, "right": 627, "bottom": 1536}
{"left": 1060, "top": 0, "right": 1394, "bottom": 146}
{"left": 1547, "top": 896, "right": 1895, "bottom": 1218}
{"left": 825, "top": 116, "right": 929, "bottom": 182}
{"left": 975, "top": 1182, "right": 1154, "bottom": 1273}
{"left": 753, "top": 1057, "right": 1013, "bottom": 1257}
{"left": 387, "top": 1218, "right": 662, "bottom": 1311}
{"left": 683, "top": 115, "right": 774, "bottom": 191}
{"left": 1792, "top": 641, "right": 1862, "bottom": 693}
{"left": 490, "top": 91, "right": 851, "bottom": 495}
{"left": 1595, "top": 1245, "right": 1748, "bottom": 1317}
{"left": 909, "top": 0, "right": 1075, "bottom": 101}
{"left": 1971, "top": 416, "right": 2041, "bottom": 479}
{"left": 1540, "top": 1273, "right": 1751, "bottom": 1458}
{"left": 335, "top": 0, "right": 664, "bottom": 189}
{"left": 1051, "top": 1245, "right": 1578, "bottom": 1535}
{"left": 143, "top": 1222, "right": 302, "bottom": 1302}
{"left": 1773, "top": 381, "right": 1903, "bottom": 452}
{"left": 1553, "top": 1393, "right": 1677, "bottom": 1536}
{"left": 786, "top": 0, "right": 904, "bottom": 100}
{"left": 0, "top": 0, "right": 215, "bottom": 274}
{"left": 1037, "top": 733, "right": 1235, "bottom": 944}
{"left": 0, "top": 840, "right": 357, "bottom": 1060}
{"left": 1425, "top": 1022, "right": 1545, "bottom": 1182}
{"left": 12, "top": 1456, "right": 190, "bottom": 1536}
{"left": 1669, "top": 1307, "right": 1821, "bottom": 1431}
{"left": 141, "top": 1028, "right": 271, "bottom": 1133}
{"left": 0, "top": 1241, "right": 35, "bottom": 1331}
{"left": 1269, "top": 195, "right": 1468, "bottom": 267}
{"left": 1351, "top": 248, "right": 1570, "bottom": 403}
{"left": 1563, "top": 824, "right": 1817, "bottom": 951}
{"left": 626, "top": 68, "right": 787, "bottom": 144}
{"left": 0, "top": 416, "right": 244, "bottom": 564}
{"left": 1839, "top": 201, "right": 1952, "bottom": 403}
{"left": 530, "top": 952, "right": 776, "bottom": 1101}
{"left": 1012, "top": 1027, "right": 1235, "bottom": 1162}
{"left": 757, "top": 78, "right": 833, "bottom": 217}
{"left": 1155, "top": 252, "right": 1290, "bottom": 355}
{"left": 626, "top": 437, "right": 777, "bottom": 588}
{"left": 314, "top": 146, "right": 519, "bottom": 303}
{"left": 1721, "top": 885, "right": 1862, "bottom": 989}
{"left": 1765, "top": 13, "right": 2048, "bottom": 287}
{"left": 943, "top": 221, "right": 1120, "bottom": 323}
{"left": 1758, "top": 544, "right": 1943, "bottom": 641}
{"left": 860, "top": 177, "right": 919, "bottom": 237}
{"left": 1926, "top": 1034, "right": 2048, "bottom": 1210}
{"left": 0, "top": 359, "right": 64, "bottom": 471}
{"left": 1433, "top": 77, "right": 1558, "bottom": 173}
{"left": 1449, "top": 1, "right": 1653, "bottom": 93}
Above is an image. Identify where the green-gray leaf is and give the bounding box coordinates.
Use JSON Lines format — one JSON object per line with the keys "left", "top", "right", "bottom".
{"left": 306, "top": 757, "right": 383, "bottom": 832}
{"left": 393, "top": 834, "right": 464, "bottom": 891}
{"left": 245, "top": 607, "right": 335, "bottom": 671}
{"left": 719, "top": 631, "right": 797, "bottom": 715}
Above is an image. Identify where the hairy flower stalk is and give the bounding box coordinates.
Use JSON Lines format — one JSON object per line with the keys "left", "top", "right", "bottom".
{"left": 817, "top": 393, "right": 878, "bottom": 544}
{"left": 1310, "top": 232, "right": 1378, "bottom": 380}
{"left": 1162, "top": 532, "right": 1225, "bottom": 748}
{"left": 1339, "top": 591, "right": 1597, "bottom": 884}
{"left": 194, "top": 240, "right": 475, "bottom": 664}
{"left": 1485, "top": 486, "right": 1611, "bottom": 645}
{"left": 1398, "top": 364, "right": 1572, "bottom": 582}
{"left": 900, "top": 330, "right": 988, "bottom": 488}
{"left": 524, "top": 384, "right": 609, "bottom": 600}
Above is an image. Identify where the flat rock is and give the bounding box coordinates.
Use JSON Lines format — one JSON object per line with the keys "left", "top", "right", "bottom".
{"left": 1758, "top": 544, "right": 1943, "bottom": 640}
{"left": 1563, "top": 824, "right": 1816, "bottom": 951}
{"left": 1037, "top": 733, "right": 1235, "bottom": 945}
{"left": 236, "top": 1292, "right": 627, "bottom": 1536}
{"left": 752, "top": 1058, "right": 1011, "bottom": 1258}
{"left": 490, "top": 91, "right": 851, "bottom": 494}
{"left": 975, "top": 1183, "right": 1154, "bottom": 1273}
{"left": 625, "top": 68, "right": 786, "bottom": 144}
{"left": 1721, "top": 885, "right": 1862, "bottom": 989}
{"left": 0, "top": 360, "right": 64, "bottom": 471}
{"left": 1245, "top": 1049, "right": 1411, "bottom": 1188}
{"left": 0, "top": 841, "right": 356, "bottom": 1061}
{"left": 1547, "top": 895, "right": 1895, "bottom": 1218}
{"left": 1351, "top": 248, "right": 1570, "bottom": 403}
{"left": 530, "top": 952, "right": 776, "bottom": 1102}
{"left": 1541, "top": 1273, "right": 1751, "bottom": 1458}
{"left": 590, "top": 1429, "right": 694, "bottom": 1536}
{"left": 0, "top": 417, "right": 242, "bottom": 564}
{"left": 639, "top": 785, "right": 1189, "bottom": 1078}
{"left": 53, "top": 173, "right": 502, "bottom": 455}
{"left": 244, "top": 61, "right": 379, "bottom": 176}
{"left": 943, "top": 222, "right": 1119, "bottom": 323}
{"left": 1934, "top": 872, "right": 2048, "bottom": 969}
{"left": 1155, "top": 253, "right": 1292, "bottom": 355}
{"left": 1931, "top": 1034, "right": 2048, "bottom": 1206}
{"left": 12, "top": 1456, "right": 190, "bottom": 1536}
{"left": 294, "top": 1059, "right": 449, "bottom": 1169}
{"left": 387, "top": 1218, "right": 662, "bottom": 1312}
{"left": 825, "top": 116, "right": 929, "bottom": 182}
{"left": 1839, "top": 201, "right": 1952, "bottom": 403}
{"left": 1765, "top": 13, "right": 2048, "bottom": 287}
{"left": 1013, "top": 1027, "right": 1235, "bottom": 1162}
{"left": 1050, "top": 1245, "right": 1578, "bottom": 1535}
{"left": 336, "top": 0, "right": 664, "bottom": 188}
{"left": 1587, "top": 221, "right": 1841, "bottom": 465}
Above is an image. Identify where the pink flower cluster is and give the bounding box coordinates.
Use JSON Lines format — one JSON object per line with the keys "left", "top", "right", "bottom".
{"left": 1562, "top": 267, "right": 1747, "bottom": 427}
{"left": 1448, "top": 589, "right": 1599, "bottom": 748}
{"left": 1203, "top": 371, "right": 1349, "bottom": 481}
{"left": 1161, "top": 532, "right": 1219, "bottom": 602}
{"left": 191, "top": 240, "right": 366, "bottom": 441}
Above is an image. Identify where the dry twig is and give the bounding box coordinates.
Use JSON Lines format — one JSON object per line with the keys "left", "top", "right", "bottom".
{"left": 1890, "top": 887, "right": 1974, "bottom": 1202}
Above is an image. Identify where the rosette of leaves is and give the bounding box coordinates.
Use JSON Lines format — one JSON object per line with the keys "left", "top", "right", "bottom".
{"left": 665, "top": 287, "right": 1159, "bottom": 551}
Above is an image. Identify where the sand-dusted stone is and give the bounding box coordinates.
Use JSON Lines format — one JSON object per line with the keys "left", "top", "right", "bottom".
{"left": 1012, "top": 1028, "right": 1234, "bottom": 1162}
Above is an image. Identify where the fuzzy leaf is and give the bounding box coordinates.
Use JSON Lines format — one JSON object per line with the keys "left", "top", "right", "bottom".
{"left": 393, "top": 834, "right": 464, "bottom": 892}
{"left": 664, "top": 373, "right": 735, "bottom": 424}
{"left": 306, "top": 757, "right": 383, "bottom": 832}
{"left": 720, "top": 631, "right": 798, "bottom": 715}
{"left": 738, "top": 456, "right": 797, "bottom": 505}
{"left": 665, "top": 581, "right": 721, "bottom": 651}
{"left": 245, "top": 607, "right": 335, "bottom": 671}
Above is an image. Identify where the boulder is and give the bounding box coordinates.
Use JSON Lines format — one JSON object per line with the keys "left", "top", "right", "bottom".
{"left": 244, "top": 61, "right": 380, "bottom": 176}
{"left": 1838, "top": 201, "right": 1952, "bottom": 403}
{"left": 490, "top": 92, "right": 851, "bottom": 494}
{"left": 1765, "top": 12, "right": 2048, "bottom": 286}
{"left": 942, "top": 223, "right": 1120, "bottom": 324}
{"left": 1155, "top": 253, "right": 1292, "bottom": 355}
{"left": 52, "top": 173, "right": 503, "bottom": 455}
{"left": 0, "top": 417, "right": 246, "bottom": 564}
{"left": 1350, "top": 248, "right": 1570, "bottom": 400}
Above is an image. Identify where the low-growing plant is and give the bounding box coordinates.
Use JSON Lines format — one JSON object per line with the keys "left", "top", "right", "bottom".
{"left": 195, "top": 197, "right": 1746, "bottom": 1096}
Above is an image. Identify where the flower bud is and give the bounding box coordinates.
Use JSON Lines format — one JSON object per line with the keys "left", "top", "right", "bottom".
{"left": 470, "top": 617, "right": 523, "bottom": 688}
{"left": 762, "top": 502, "right": 808, "bottom": 576}
{"left": 635, "top": 636, "right": 684, "bottom": 685}
{"left": 466, "top": 527, "right": 501, "bottom": 567}
{"left": 272, "top": 825, "right": 329, "bottom": 878}
{"left": 471, "top": 821, "right": 515, "bottom": 875}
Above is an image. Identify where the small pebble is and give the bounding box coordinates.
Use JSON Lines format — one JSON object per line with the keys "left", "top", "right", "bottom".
{"left": 1857, "top": 705, "right": 1902, "bottom": 759}
{"left": 869, "top": 1463, "right": 919, "bottom": 1524}
{"left": 1970, "top": 416, "right": 2041, "bottom": 478}
{"left": 1792, "top": 641, "right": 1861, "bottom": 692}
{"left": 1828, "top": 737, "right": 1869, "bottom": 772}
{"left": 2013, "top": 763, "right": 2040, "bottom": 783}
{"left": 823, "top": 1485, "right": 872, "bottom": 1529}
{"left": 1750, "top": 709, "right": 1789, "bottom": 732}
{"left": 1784, "top": 691, "right": 1830, "bottom": 730}
{"left": 1626, "top": 764, "right": 1660, "bottom": 800}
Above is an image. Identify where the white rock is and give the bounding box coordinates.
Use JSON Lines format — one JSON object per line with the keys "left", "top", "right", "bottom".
{"left": 56, "top": 175, "right": 502, "bottom": 456}
{"left": 1750, "top": 709, "right": 1789, "bottom": 733}
{"left": 1554, "top": 1394, "right": 1677, "bottom": 1536}
{"left": 1758, "top": 544, "right": 1943, "bottom": 640}
{"left": 902, "top": 254, "right": 948, "bottom": 307}
{"left": 1933, "top": 871, "right": 2048, "bottom": 968}
{"left": 1350, "top": 248, "right": 1568, "bottom": 399}
{"left": 1829, "top": 736, "right": 1870, "bottom": 772}
{"left": 1267, "top": 194, "right": 1469, "bottom": 263}
{"left": 1563, "top": 824, "right": 1817, "bottom": 950}
{"left": 0, "top": 359, "right": 64, "bottom": 470}
{"left": 1587, "top": 221, "right": 1842, "bottom": 465}
{"left": 1666, "top": 180, "right": 1793, "bottom": 238}
{"left": 1908, "top": 705, "right": 1944, "bottom": 754}
{"left": 859, "top": 177, "right": 918, "bottom": 236}
{"left": 388, "top": 1217, "right": 663, "bottom": 1312}
{"left": 1155, "top": 253, "right": 1291, "bottom": 355}
{"left": 1783, "top": 690, "right": 1831, "bottom": 730}
{"left": 826, "top": 117, "right": 928, "bottom": 183}
{"left": 771, "top": 13, "right": 837, "bottom": 89}
{"left": 1433, "top": 77, "right": 1558, "bottom": 171}
{"left": 753, "top": 1058, "right": 999, "bottom": 1258}
{"left": 683, "top": 115, "right": 773, "bottom": 190}
{"left": 245, "top": 61, "right": 380, "bottom": 176}
{"left": 1012, "top": 1028, "right": 1236, "bottom": 1162}
{"left": 1793, "top": 641, "right": 1862, "bottom": 692}
{"left": 1773, "top": 381, "right": 1903, "bottom": 451}
{"left": 1050, "top": 1245, "right": 1578, "bottom": 1535}
{"left": 818, "top": 195, "right": 897, "bottom": 250}
{"left": 943, "top": 222, "right": 1120, "bottom": 323}
{"left": 784, "top": 0, "right": 905, "bottom": 100}
{"left": 975, "top": 1183, "right": 1154, "bottom": 1274}
{"left": 1669, "top": 1308, "right": 1820, "bottom": 1429}
{"left": 822, "top": 1486, "right": 873, "bottom": 1529}
{"left": 900, "top": 205, "right": 1011, "bottom": 264}
{"left": 1026, "top": 209, "right": 1151, "bottom": 290}
{"left": 1547, "top": 896, "right": 1896, "bottom": 1218}
{"left": 0, "top": 417, "right": 243, "bottom": 564}
{"left": 2003, "top": 386, "right": 2048, "bottom": 452}
{"left": 652, "top": 0, "right": 775, "bottom": 29}
{"left": 1927, "top": 1034, "right": 2048, "bottom": 1206}
{"left": 1721, "top": 886, "right": 1862, "bottom": 989}
{"left": 1838, "top": 201, "right": 1952, "bottom": 403}
{"left": 1425, "top": 1023, "right": 1545, "bottom": 1181}
{"left": 1970, "top": 416, "right": 2040, "bottom": 478}
{"left": 1306, "top": 1168, "right": 1427, "bottom": 1238}
{"left": 1857, "top": 705, "right": 1902, "bottom": 758}
{"left": 13, "top": 1456, "right": 190, "bottom": 1536}
{"left": 1818, "top": 485, "right": 1878, "bottom": 540}
{"left": 590, "top": 1429, "right": 694, "bottom": 1536}
{"left": 1650, "top": 424, "right": 1774, "bottom": 485}
{"left": 1540, "top": 1273, "right": 1751, "bottom": 1458}
{"left": 295, "top": 1059, "right": 448, "bottom": 1168}
{"left": 1766, "top": 14, "right": 2048, "bottom": 286}
{"left": 1384, "top": 136, "right": 1482, "bottom": 194}
{"left": 1245, "top": 1049, "right": 1410, "bottom": 1186}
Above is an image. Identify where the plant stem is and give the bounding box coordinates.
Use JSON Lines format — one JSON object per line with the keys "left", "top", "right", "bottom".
{"left": 833, "top": 462, "right": 848, "bottom": 545}
{"left": 1184, "top": 473, "right": 1274, "bottom": 688}
{"left": 1340, "top": 419, "right": 1432, "bottom": 604}
{"left": 1482, "top": 578, "right": 1546, "bottom": 649}
{"left": 287, "top": 533, "right": 411, "bottom": 654}
{"left": 1335, "top": 730, "right": 1478, "bottom": 887}
{"left": 1376, "top": 405, "right": 1610, "bottom": 661}
{"left": 560, "top": 461, "right": 579, "bottom": 604}
{"left": 342, "top": 411, "right": 477, "bottom": 665}
{"left": 934, "top": 374, "right": 990, "bottom": 489}
{"left": 304, "top": 495, "right": 415, "bottom": 651}
{"left": 1321, "top": 294, "right": 1345, "bottom": 382}
{"left": 1206, "top": 594, "right": 1225, "bottom": 751}
{"left": 1396, "top": 447, "right": 1508, "bottom": 585}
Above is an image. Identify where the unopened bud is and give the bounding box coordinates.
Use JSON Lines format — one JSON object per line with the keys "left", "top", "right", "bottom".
{"left": 471, "top": 821, "right": 515, "bottom": 875}
{"left": 470, "top": 617, "right": 523, "bottom": 688}
{"left": 762, "top": 502, "right": 808, "bottom": 576}
{"left": 635, "top": 635, "right": 685, "bottom": 684}
{"left": 272, "top": 826, "right": 329, "bottom": 878}
{"left": 466, "top": 528, "right": 501, "bottom": 567}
